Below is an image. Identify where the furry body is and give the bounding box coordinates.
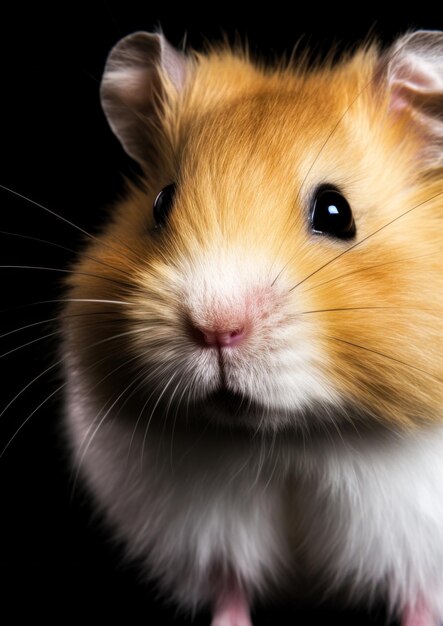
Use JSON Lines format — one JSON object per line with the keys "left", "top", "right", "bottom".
{"left": 63, "top": 32, "right": 443, "bottom": 624}
{"left": 66, "top": 368, "right": 443, "bottom": 617}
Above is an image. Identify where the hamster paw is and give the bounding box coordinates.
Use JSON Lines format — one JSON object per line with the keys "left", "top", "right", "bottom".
{"left": 210, "top": 612, "right": 252, "bottom": 626}
{"left": 210, "top": 586, "right": 252, "bottom": 626}
{"left": 402, "top": 600, "right": 439, "bottom": 626}
{"left": 210, "top": 615, "right": 252, "bottom": 626}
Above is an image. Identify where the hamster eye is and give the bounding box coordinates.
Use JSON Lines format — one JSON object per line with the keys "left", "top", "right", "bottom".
{"left": 153, "top": 184, "right": 176, "bottom": 228}
{"left": 310, "top": 186, "right": 356, "bottom": 239}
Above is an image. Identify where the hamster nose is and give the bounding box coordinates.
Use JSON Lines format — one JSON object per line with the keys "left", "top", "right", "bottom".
{"left": 192, "top": 325, "right": 246, "bottom": 348}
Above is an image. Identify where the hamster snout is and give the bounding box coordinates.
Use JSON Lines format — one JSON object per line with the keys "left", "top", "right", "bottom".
{"left": 126, "top": 246, "right": 337, "bottom": 428}
{"left": 184, "top": 280, "right": 283, "bottom": 348}
{"left": 192, "top": 326, "right": 246, "bottom": 348}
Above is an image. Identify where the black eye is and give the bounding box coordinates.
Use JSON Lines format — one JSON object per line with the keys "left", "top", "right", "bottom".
{"left": 153, "top": 184, "right": 176, "bottom": 228}
{"left": 310, "top": 186, "right": 355, "bottom": 239}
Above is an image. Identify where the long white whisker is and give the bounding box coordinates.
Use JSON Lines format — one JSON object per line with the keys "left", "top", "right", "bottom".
{"left": 0, "top": 264, "right": 134, "bottom": 290}
{"left": 0, "top": 299, "right": 133, "bottom": 315}
{"left": 0, "top": 360, "right": 61, "bottom": 420}
{"left": 141, "top": 371, "right": 178, "bottom": 471}
{"left": 71, "top": 370, "right": 148, "bottom": 498}
{"left": 0, "top": 383, "right": 65, "bottom": 458}
{"left": 0, "top": 330, "right": 59, "bottom": 360}
{"left": 263, "top": 428, "right": 278, "bottom": 492}
{"left": 0, "top": 327, "right": 150, "bottom": 421}
{"left": 0, "top": 317, "right": 59, "bottom": 340}
{"left": 0, "top": 183, "right": 134, "bottom": 257}
{"left": 0, "top": 229, "right": 136, "bottom": 280}
{"left": 156, "top": 374, "right": 186, "bottom": 467}
{"left": 169, "top": 374, "right": 194, "bottom": 468}
{"left": 127, "top": 360, "right": 178, "bottom": 460}
{"left": 0, "top": 325, "right": 151, "bottom": 361}
{"left": 0, "top": 183, "right": 95, "bottom": 240}
{"left": 73, "top": 354, "right": 148, "bottom": 459}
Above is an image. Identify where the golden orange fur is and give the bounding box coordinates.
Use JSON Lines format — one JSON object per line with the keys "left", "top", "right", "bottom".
{"left": 65, "top": 42, "right": 442, "bottom": 431}
{"left": 60, "top": 33, "right": 443, "bottom": 622}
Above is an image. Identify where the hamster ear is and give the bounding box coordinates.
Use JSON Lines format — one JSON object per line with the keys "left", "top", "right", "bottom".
{"left": 383, "top": 30, "right": 443, "bottom": 155}
{"left": 100, "top": 32, "right": 188, "bottom": 166}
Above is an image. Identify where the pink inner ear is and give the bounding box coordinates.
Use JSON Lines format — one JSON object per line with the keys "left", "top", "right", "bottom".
{"left": 160, "top": 39, "right": 188, "bottom": 91}
{"left": 388, "top": 54, "right": 443, "bottom": 114}
{"left": 109, "top": 68, "right": 156, "bottom": 109}
{"left": 389, "top": 84, "right": 409, "bottom": 114}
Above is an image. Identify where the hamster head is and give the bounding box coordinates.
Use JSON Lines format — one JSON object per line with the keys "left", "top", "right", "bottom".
{"left": 64, "top": 31, "right": 443, "bottom": 433}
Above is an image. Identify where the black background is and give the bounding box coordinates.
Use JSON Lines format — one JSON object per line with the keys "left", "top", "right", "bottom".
{"left": 0, "top": 3, "right": 441, "bottom": 624}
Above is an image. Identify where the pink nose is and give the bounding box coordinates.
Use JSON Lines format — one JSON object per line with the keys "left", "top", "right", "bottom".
{"left": 194, "top": 326, "right": 246, "bottom": 348}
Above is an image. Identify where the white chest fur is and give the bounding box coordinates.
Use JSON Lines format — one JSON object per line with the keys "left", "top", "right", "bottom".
{"left": 65, "top": 362, "right": 443, "bottom": 617}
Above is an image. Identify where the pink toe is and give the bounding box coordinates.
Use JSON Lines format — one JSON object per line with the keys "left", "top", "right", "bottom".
{"left": 402, "top": 599, "right": 439, "bottom": 626}
{"left": 211, "top": 585, "right": 252, "bottom": 626}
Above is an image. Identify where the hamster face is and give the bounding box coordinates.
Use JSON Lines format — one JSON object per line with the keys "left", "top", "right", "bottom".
{"left": 64, "top": 37, "right": 443, "bottom": 433}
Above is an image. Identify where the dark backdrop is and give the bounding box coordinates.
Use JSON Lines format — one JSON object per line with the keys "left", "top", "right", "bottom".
{"left": 0, "top": 4, "right": 441, "bottom": 624}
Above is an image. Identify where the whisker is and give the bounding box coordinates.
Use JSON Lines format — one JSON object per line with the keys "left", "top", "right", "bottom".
{"left": 0, "top": 183, "right": 95, "bottom": 240}
{"left": 0, "top": 298, "right": 133, "bottom": 316}
{"left": 252, "top": 424, "right": 269, "bottom": 489}
{"left": 0, "top": 330, "right": 59, "bottom": 360}
{"left": 269, "top": 36, "right": 442, "bottom": 289}
{"left": 325, "top": 334, "right": 443, "bottom": 384}
{"left": 0, "top": 317, "right": 59, "bottom": 340}
{"left": 158, "top": 374, "right": 186, "bottom": 466}
{"left": 289, "top": 190, "right": 443, "bottom": 292}
{"left": 0, "top": 320, "right": 151, "bottom": 360}
{"left": 263, "top": 428, "right": 278, "bottom": 492}
{"left": 141, "top": 371, "right": 178, "bottom": 470}
{"left": 300, "top": 251, "right": 441, "bottom": 295}
{"left": 0, "top": 311, "right": 128, "bottom": 341}
{"left": 324, "top": 408, "right": 349, "bottom": 448}
{"left": 0, "top": 382, "right": 64, "bottom": 458}
{"left": 0, "top": 264, "right": 135, "bottom": 291}
{"left": 169, "top": 374, "right": 194, "bottom": 468}
{"left": 298, "top": 306, "right": 441, "bottom": 316}
{"left": 270, "top": 265, "right": 286, "bottom": 288}
{"left": 0, "top": 183, "right": 134, "bottom": 258}
{"left": 75, "top": 325, "right": 154, "bottom": 346}
{"left": 0, "top": 326, "right": 151, "bottom": 421}
{"left": 0, "top": 359, "right": 61, "bottom": 420}
{"left": 127, "top": 361, "right": 174, "bottom": 460}
{"left": 295, "top": 34, "right": 440, "bottom": 200}
{"left": 269, "top": 62, "right": 384, "bottom": 283}
{"left": 71, "top": 353, "right": 149, "bottom": 468}
{"left": 61, "top": 298, "right": 131, "bottom": 306}
{"left": 252, "top": 401, "right": 270, "bottom": 440}
{"left": 0, "top": 229, "right": 137, "bottom": 281}
{"left": 294, "top": 74, "right": 381, "bottom": 207}
{"left": 71, "top": 368, "right": 149, "bottom": 498}
{"left": 108, "top": 374, "right": 150, "bottom": 423}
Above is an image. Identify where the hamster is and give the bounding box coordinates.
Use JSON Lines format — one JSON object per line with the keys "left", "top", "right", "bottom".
{"left": 62, "top": 30, "right": 443, "bottom": 626}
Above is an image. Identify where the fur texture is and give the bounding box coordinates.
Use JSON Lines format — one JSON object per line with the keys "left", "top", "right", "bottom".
{"left": 63, "top": 31, "right": 443, "bottom": 623}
